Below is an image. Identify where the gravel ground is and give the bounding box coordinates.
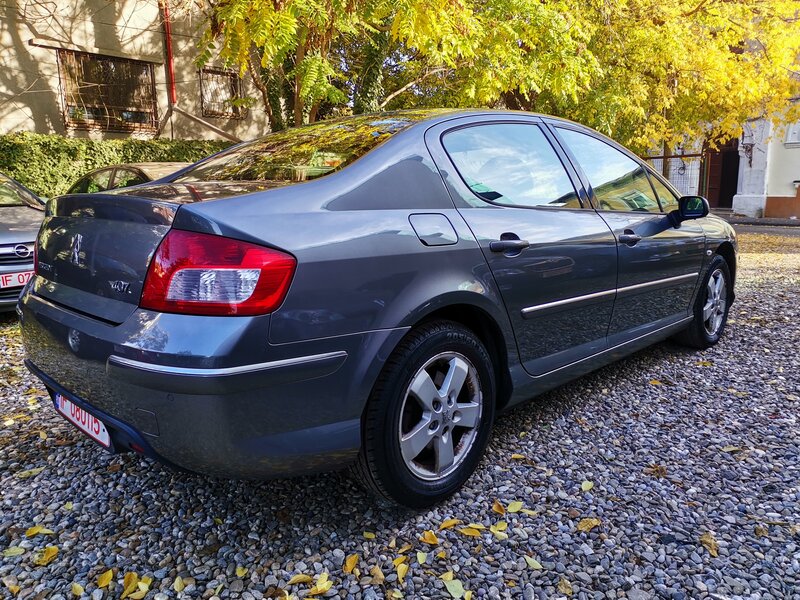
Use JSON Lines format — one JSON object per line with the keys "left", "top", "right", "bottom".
{"left": 1, "top": 231, "right": 799, "bottom": 600}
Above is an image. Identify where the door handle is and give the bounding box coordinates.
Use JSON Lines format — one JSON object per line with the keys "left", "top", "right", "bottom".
{"left": 618, "top": 230, "right": 642, "bottom": 246}
{"left": 489, "top": 239, "right": 530, "bottom": 253}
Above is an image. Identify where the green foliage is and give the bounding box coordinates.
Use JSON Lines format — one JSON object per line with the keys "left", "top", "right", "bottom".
{"left": 192, "top": 0, "right": 800, "bottom": 151}
{"left": 0, "top": 133, "right": 231, "bottom": 198}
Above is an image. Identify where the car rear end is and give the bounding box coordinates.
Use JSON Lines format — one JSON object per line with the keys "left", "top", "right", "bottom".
{"left": 18, "top": 191, "right": 371, "bottom": 477}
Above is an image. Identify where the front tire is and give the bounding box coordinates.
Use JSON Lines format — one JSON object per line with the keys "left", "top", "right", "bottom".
{"left": 353, "top": 320, "right": 495, "bottom": 508}
{"left": 673, "top": 254, "right": 732, "bottom": 349}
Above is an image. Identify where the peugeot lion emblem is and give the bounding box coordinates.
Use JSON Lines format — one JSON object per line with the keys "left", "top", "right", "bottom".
{"left": 70, "top": 234, "right": 83, "bottom": 266}
{"left": 13, "top": 244, "right": 31, "bottom": 259}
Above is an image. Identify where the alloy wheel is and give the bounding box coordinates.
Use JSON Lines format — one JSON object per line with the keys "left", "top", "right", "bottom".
{"left": 703, "top": 268, "right": 727, "bottom": 336}
{"left": 398, "top": 352, "right": 483, "bottom": 481}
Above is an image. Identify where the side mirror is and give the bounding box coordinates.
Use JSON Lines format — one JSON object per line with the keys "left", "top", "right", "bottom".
{"left": 669, "top": 196, "right": 709, "bottom": 227}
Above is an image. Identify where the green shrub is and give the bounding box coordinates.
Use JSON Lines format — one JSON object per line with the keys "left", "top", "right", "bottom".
{"left": 0, "top": 133, "right": 232, "bottom": 198}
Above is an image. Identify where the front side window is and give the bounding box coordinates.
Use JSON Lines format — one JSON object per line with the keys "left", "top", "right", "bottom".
{"left": 57, "top": 49, "right": 158, "bottom": 132}
{"left": 557, "top": 128, "right": 661, "bottom": 213}
{"left": 648, "top": 173, "right": 680, "bottom": 212}
{"left": 200, "top": 68, "right": 247, "bottom": 119}
{"left": 442, "top": 123, "right": 581, "bottom": 208}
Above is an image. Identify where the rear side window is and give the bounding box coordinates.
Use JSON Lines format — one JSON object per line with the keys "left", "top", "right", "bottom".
{"left": 557, "top": 128, "right": 661, "bottom": 213}
{"left": 442, "top": 123, "right": 581, "bottom": 209}
{"left": 175, "top": 111, "right": 441, "bottom": 184}
{"left": 69, "top": 169, "right": 112, "bottom": 194}
{"left": 113, "top": 169, "right": 147, "bottom": 189}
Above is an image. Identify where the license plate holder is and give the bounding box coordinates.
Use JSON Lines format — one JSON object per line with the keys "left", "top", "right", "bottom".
{"left": 54, "top": 393, "right": 113, "bottom": 450}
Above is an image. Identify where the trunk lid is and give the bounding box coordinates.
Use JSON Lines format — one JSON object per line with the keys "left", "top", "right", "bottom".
{"left": 34, "top": 194, "right": 178, "bottom": 323}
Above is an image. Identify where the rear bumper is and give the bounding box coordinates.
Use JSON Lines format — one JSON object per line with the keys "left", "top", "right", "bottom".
{"left": 19, "top": 290, "right": 408, "bottom": 479}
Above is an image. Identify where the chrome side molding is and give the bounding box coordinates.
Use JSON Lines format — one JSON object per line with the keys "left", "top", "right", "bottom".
{"left": 521, "top": 272, "right": 699, "bottom": 317}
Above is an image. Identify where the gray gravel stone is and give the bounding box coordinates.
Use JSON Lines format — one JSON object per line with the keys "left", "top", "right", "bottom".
{"left": 0, "top": 231, "right": 798, "bottom": 599}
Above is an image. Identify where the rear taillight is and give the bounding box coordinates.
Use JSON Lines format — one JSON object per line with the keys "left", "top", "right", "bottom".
{"left": 140, "top": 229, "right": 296, "bottom": 316}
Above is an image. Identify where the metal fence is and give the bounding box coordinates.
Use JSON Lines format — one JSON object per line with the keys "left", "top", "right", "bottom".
{"left": 643, "top": 153, "right": 703, "bottom": 197}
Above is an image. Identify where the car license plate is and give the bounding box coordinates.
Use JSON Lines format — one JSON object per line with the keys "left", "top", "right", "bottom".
{"left": 0, "top": 270, "right": 33, "bottom": 289}
{"left": 55, "top": 393, "right": 111, "bottom": 448}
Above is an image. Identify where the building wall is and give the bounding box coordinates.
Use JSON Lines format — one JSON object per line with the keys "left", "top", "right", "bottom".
{"left": 0, "top": 0, "right": 270, "bottom": 141}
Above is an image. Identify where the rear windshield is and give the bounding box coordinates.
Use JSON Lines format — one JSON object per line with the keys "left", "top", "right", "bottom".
{"left": 174, "top": 111, "right": 441, "bottom": 184}
{"left": 0, "top": 174, "right": 43, "bottom": 209}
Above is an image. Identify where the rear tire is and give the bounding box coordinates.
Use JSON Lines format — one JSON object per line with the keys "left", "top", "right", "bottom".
{"left": 352, "top": 320, "right": 495, "bottom": 508}
{"left": 673, "top": 254, "right": 732, "bottom": 349}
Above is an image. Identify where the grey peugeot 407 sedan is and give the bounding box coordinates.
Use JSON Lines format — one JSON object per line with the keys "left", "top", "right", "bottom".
{"left": 19, "top": 110, "right": 736, "bottom": 507}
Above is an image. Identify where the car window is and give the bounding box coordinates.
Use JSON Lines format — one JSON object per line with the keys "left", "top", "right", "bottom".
{"left": 113, "top": 168, "right": 147, "bottom": 189}
{"left": 442, "top": 123, "right": 581, "bottom": 209}
{"left": 648, "top": 173, "right": 680, "bottom": 212}
{"left": 0, "top": 175, "right": 43, "bottom": 209}
{"left": 70, "top": 169, "right": 113, "bottom": 194}
{"left": 175, "top": 110, "right": 442, "bottom": 184}
{"left": 556, "top": 128, "right": 661, "bottom": 213}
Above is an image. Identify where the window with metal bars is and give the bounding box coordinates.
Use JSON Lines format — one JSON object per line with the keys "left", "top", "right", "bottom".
{"left": 57, "top": 49, "right": 158, "bottom": 132}
{"left": 199, "top": 68, "right": 247, "bottom": 119}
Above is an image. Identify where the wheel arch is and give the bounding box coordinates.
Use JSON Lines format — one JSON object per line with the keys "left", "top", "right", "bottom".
{"left": 715, "top": 241, "right": 737, "bottom": 292}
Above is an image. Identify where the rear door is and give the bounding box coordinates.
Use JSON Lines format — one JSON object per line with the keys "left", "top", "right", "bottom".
{"left": 549, "top": 123, "right": 706, "bottom": 345}
{"left": 425, "top": 116, "right": 617, "bottom": 377}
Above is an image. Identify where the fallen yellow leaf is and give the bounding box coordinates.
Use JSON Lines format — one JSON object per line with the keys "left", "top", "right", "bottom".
{"left": 344, "top": 553, "right": 359, "bottom": 574}
{"left": 120, "top": 572, "right": 139, "bottom": 599}
{"left": 3, "top": 547, "right": 25, "bottom": 557}
{"left": 506, "top": 501, "right": 523, "bottom": 513}
{"left": 173, "top": 575, "right": 185, "bottom": 592}
{"left": 577, "top": 517, "right": 602, "bottom": 533}
{"left": 416, "top": 551, "right": 427, "bottom": 565}
{"left": 307, "top": 572, "right": 332, "bottom": 596}
{"left": 363, "top": 531, "right": 376, "bottom": 539}
{"left": 16, "top": 467, "right": 45, "bottom": 479}
{"left": 38, "top": 431, "right": 47, "bottom": 440}
{"left": 397, "top": 543, "right": 412, "bottom": 554}
{"left": 699, "top": 531, "right": 719, "bottom": 557}
{"left": 439, "top": 518, "right": 461, "bottom": 530}
{"left": 457, "top": 527, "right": 481, "bottom": 537}
{"left": 524, "top": 556, "right": 543, "bottom": 570}
{"left": 97, "top": 569, "right": 114, "bottom": 589}
{"left": 236, "top": 566, "right": 248, "bottom": 577}
{"left": 436, "top": 550, "right": 446, "bottom": 559}
{"left": 466, "top": 523, "right": 486, "bottom": 530}
{"left": 392, "top": 556, "right": 407, "bottom": 567}
{"left": 492, "top": 499, "right": 506, "bottom": 515}
{"left": 649, "top": 379, "right": 662, "bottom": 385}
{"left": 7, "top": 585, "right": 20, "bottom": 595}
{"left": 287, "top": 574, "right": 313, "bottom": 585}
{"left": 511, "top": 453, "right": 526, "bottom": 459}
{"left": 558, "top": 578, "right": 573, "bottom": 596}
{"left": 63, "top": 502, "right": 73, "bottom": 511}
{"left": 754, "top": 524, "right": 769, "bottom": 538}
{"left": 443, "top": 578, "right": 465, "bottom": 598}
{"left": 464, "top": 591, "right": 473, "bottom": 600}
{"left": 397, "top": 562, "right": 408, "bottom": 584}
{"left": 420, "top": 530, "right": 439, "bottom": 545}
{"left": 71, "top": 582, "right": 84, "bottom": 597}
{"left": 520, "top": 509, "right": 538, "bottom": 516}
{"left": 581, "top": 481, "right": 594, "bottom": 492}
{"left": 440, "top": 571, "right": 454, "bottom": 581}
{"left": 25, "top": 525, "right": 55, "bottom": 538}
{"left": 33, "top": 546, "right": 58, "bottom": 566}
{"left": 370, "top": 565, "right": 385, "bottom": 585}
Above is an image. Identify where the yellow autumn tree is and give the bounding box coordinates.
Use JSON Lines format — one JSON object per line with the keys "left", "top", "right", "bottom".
{"left": 182, "top": 0, "right": 800, "bottom": 150}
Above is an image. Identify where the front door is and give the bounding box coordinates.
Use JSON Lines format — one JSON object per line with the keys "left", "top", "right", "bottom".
{"left": 426, "top": 118, "right": 618, "bottom": 376}
{"left": 551, "top": 125, "right": 706, "bottom": 345}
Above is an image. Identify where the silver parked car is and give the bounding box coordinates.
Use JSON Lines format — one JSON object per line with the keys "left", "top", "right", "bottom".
{"left": 0, "top": 173, "right": 44, "bottom": 311}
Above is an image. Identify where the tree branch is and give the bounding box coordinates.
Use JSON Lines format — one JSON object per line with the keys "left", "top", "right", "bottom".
{"left": 379, "top": 67, "right": 448, "bottom": 109}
